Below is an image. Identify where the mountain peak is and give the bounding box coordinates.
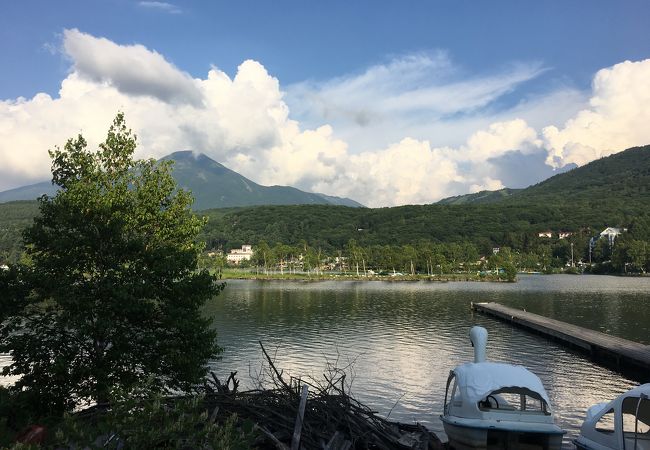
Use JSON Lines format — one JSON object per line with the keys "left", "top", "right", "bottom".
{"left": 162, "top": 151, "right": 225, "bottom": 168}
{"left": 0, "top": 151, "right": 363, "bottom": 209}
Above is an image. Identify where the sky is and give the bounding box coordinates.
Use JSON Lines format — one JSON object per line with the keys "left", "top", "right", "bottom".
{"left": 1, "top": 1, "right": 650, "bottom": 207}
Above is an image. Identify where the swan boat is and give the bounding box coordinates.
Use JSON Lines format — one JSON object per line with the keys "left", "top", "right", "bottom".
{"left": 575, "top": 383, "right": 650, "bottom": 450}
{"left": 440, "top": 326, "right": 565, "bottom": 450}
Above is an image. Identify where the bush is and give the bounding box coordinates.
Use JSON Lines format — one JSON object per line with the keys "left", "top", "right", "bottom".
{"left": 53, "top": 390, "right": 257, "bottom": 449}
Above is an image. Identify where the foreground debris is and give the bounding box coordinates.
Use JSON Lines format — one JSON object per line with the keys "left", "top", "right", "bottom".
{"left": 60, "top": 342, "right": 443, "bottom": 449}
{"left": 200, "top": 342, "right": 443, "bottom": 450}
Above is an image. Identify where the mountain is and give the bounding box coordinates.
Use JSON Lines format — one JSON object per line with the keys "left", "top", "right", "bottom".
{"left": 437, "top": 188, "right": 522, "bottom": 205}
{"left": 0, "top": 151, "right": 364, "bottom": 209}
{"left": 161, "top": 151, "right": 363, "bottom": 209}
{"left": 507, "top": 145, "right": 650, "bottom": 205}
{"left": 437, "top": 145, "right": 650, "bottom": 207}
{"left": 0, "top": 181, "right": 57, "bottom": 203}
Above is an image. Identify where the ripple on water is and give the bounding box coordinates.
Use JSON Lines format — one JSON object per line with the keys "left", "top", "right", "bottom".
{"left": 204, "top": 277, "right": 649, "bottom": 449}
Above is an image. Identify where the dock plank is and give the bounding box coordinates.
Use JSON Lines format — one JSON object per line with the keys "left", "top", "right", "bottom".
{"left": 472, "top": 302, "right": 650, "bottom": 377}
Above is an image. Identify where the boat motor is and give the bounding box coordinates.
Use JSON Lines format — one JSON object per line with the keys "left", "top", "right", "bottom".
{"left": 470, "top": 326, "right": 488, "bottom": 363}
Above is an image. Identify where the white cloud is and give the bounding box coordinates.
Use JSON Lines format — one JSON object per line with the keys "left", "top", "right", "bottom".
{"left": 63, "top": 29, "right": 201, "bottom": 105}
{"left": 286, "top": 54, "right": 547, "bottom": 151}
{"left": 0, "top": 30, "right": 648, "bottom": 208}
{"left": 138, "top": 1, "right": 181, "bottom": 14}
{"left": 543, "top": 59, "right": 650, "bottom": 168}
{"left": 464, "top": 119, "right": 541, "bottom": 162}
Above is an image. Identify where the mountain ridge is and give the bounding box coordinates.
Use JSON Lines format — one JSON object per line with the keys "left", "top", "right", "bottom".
{"left": 436, "top": 145, "right": 650, "bottom": 206}
{"left": 0, "top": 151, "right": 364, "bottom": 209}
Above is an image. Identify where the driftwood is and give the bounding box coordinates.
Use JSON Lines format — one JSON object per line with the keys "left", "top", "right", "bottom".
{"left": 198, "top": 341, "right": 444, "bottom": 450}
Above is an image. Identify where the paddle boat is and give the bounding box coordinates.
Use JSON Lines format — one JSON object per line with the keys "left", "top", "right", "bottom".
{"left": 575, "top": 384, "right": 650, "bottom": 450}
{"left": 440, "top": 326, "right": 565, "bottom": 450}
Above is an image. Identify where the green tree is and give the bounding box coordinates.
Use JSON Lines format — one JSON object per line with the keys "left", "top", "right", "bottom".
{"left": 346, "top": 239, "right": 366, "bottom": 276}
{"left": 613, "top": 238, "right": 648, "bottom": 273}
{"left": 592, "top": 238, "right": 611, "bottom": 263}
{"left": 252, "top": 240, "right": 272, "bottom": 274}
{"left": 0, "top": 113, "right": 222, "bottom": 416}
{"left": 273, "top": 242, "right": 293, "bottom": 274}
{"left": 401, "top": 244, "right": 418, "bottom": 275}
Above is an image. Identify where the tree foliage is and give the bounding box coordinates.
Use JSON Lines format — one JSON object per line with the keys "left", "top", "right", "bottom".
{"left": 0, "top": 113, "right": 222, "bottom": 416}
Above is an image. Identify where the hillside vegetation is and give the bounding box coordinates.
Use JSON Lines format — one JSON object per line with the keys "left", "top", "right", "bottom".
{"left": 2, "top": 146, "right": 650, "bottom": 265}
{"left": 0, "top": 201, "right": 40, "bottom": 262}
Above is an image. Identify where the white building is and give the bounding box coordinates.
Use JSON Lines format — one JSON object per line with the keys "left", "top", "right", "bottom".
{"left": 226, "top": 245, "right": 253, "bottom": 264}
{"left": 599, "top": 227, "right": 624, "bottom": 246}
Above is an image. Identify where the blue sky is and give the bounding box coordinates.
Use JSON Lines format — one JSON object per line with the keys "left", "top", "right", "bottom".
{"left": 1, "top": 1, "right": 650, "bottom": 206}
{"left": 3, "top": 1, "right": 648, "bottom": 98}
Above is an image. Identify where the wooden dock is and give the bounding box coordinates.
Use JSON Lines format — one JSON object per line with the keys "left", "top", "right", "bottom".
{"left": 472, "top": 302, "right": 650, "bottom": 380}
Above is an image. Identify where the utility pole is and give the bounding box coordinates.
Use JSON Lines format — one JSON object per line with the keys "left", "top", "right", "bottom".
{"left": 571, "top": 242, "right": 574, "bottom": 268}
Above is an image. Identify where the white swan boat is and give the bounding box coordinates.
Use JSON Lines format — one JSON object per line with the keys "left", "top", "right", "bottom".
{"left": 575, "top": 384, "right": 650, "bottom": 450}
{"left": 440, "top": 326, "right": 565, "bottom": 450}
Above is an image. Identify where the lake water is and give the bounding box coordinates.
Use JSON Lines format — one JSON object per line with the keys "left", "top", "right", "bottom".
{"left": 204, "top": 275, "right": 650, "bottom": 448}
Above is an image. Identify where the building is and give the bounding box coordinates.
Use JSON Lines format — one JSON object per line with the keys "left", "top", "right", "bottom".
{"left": 538, "top": 231, "right": 553, "bottom": 238}
{"left": 599, "top": 227, "right": 624, "bottom": 246}
{"left": 226, "top": 245, "right": 253, "bottom": 264}
{"left": 558, "top": 231, "right": 573, "bottom": 239}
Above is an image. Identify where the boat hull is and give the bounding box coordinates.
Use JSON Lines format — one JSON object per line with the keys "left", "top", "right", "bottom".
{"left": 442, "top": 417, "right": 564, "bottom": 450}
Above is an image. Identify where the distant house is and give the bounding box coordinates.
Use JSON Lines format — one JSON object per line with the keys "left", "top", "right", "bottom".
{"left": 538, "top": 231, "right": 553, "bottom": 238}
{"left": 226, "top": 245, "right": 253, "bottom": 264}
{"left": 492, "top": 247, "right": 500, "bottom": 255}
{"left": 558, "top": 231, "right": 573, "bottom": 239}
{"left": 599, "top": 227, "right": 624, "bottom": 246}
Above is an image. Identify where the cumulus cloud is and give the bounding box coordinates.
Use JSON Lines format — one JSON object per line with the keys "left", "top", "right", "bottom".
{"left": 63, "top": 29, "right": 201, "bottom": 105}
{"left": 0, "top": 30, "right": 648, "bottom": 207}
{"left": 543, "top": 59, "right": 650, "bottom": 168}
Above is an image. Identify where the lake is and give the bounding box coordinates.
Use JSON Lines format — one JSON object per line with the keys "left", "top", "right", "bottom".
{"left": 204, "top": 274, "right": 650, "bottom": 448}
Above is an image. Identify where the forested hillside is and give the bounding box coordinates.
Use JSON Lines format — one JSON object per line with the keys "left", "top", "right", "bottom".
{"left": 437, "top": 188, "right": 521, "bottom": 205}
{"left": 440, "top": 145, "right": 650, "bottom": 207}
{"left": 199, "top": 202, "right": 650, "bottom": 254}
{"left": 2, "top": 145, "right": 649, "bottom": 269}
{"left": 0, "top": 201, "right": 40, "bottom": 262}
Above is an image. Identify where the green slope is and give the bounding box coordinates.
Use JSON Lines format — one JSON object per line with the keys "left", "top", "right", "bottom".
{"left": 509, "top": 145, "right": 650, "bottom": 205}
{"left": 437, "top": 188, "right": 521, "bottom": 205}
{"left": 0, "top": 201, "right": 41, "bottom": 262}
{"left": 437, "top": 145, "right": 650, "bottom": 207}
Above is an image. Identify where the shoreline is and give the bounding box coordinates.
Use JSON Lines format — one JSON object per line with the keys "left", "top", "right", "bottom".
{"left": 218, "top": 271, "right": 514, "bottom": 282}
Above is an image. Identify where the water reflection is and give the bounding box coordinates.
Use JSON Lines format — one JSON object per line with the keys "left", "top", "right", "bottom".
{"left": 204, "top": 276, "right": 650, "bottom": 448}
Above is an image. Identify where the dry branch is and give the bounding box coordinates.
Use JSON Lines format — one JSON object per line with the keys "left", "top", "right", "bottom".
{"left": 198, "top": 342, "right": 444, "bottom": 449}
